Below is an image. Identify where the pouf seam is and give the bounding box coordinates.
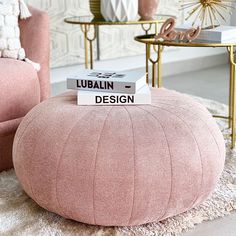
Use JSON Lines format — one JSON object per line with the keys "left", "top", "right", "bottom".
{"left": 13, "top": 108, "right": 45, "bottom": 204}
{"left": 93, "top": 106, "right": 114, "bottom": 225}
{"left": 152, "top": 98, "right": 209, "bottom": 115}
{"left": 156, "top": 101, "right": 204, "bottom": 114}
{"left": 150, "top": 104, "right": 222, "bottom": 159}
{"left": 124, "top": 107, "right": 136, "bottom": 226}
{"left": 147, "top": 105, "right": 205, "bottom": 211}
{"left": 137, "top": 106, "right": 173, "bottom": 222}
{"left": 55, "top": 107, "right": 95, "bottom": 220}
{"left": 29, "top": 116, "right": 53, "bottom": 210}
{"left": 147, "top": 104, "right": 224, "bottom": 212}
{"left": 157, "top": 102, "right": 209, "bottom": 119}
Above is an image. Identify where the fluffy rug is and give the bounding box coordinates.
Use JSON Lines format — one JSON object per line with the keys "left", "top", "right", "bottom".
{"left": 0, "top": 97, "right": 236, "bottom": 236}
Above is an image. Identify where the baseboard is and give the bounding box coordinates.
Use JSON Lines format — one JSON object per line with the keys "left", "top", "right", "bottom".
{"left": 51, "top": 47, "right": 228, "bottom": 84}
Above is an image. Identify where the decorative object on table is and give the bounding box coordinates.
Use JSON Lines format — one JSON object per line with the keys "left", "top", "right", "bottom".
{"left": 67, "top": 69, "right": 150, "bottom": 105}
{"left": 13, "top": 89, "right": 225, "bottom": 227}
{"left": 89, "top": 0, "right": 103, "bottom": 18}
{"left": 180, "top": 0, "right": 236, "bottom": 28}
{"left": 155, "top": 18, "right": 201, "bottom": 42}
{"left": 0, "top": 0, "right": 40, "bottom": 70}
{"left": 176, "top": 25, "right": 236, "bottom": 42}
{"left": 0, "top": 6, "right": 50, "bottom": 172}
{"left": 101, "top": 0, "right": 139, "bottom": 22}
{"left": 138, "top": 0, "right": 160, "bottom": 20}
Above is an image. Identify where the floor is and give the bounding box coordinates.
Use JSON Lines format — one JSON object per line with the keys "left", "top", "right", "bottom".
{"left": 163, "top": 64, "right": 229, "bottom": 104}
{"left": 51, "top": 64, "right": 236, "bottom": 236}
{"left": 184, "top": 213, "right": 236, "bottom": 236}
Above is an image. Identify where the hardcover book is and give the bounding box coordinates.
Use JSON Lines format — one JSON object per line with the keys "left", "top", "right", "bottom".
{"left": 77, "top": 85, "right": 151, "bottom": 106}
{"left": 176, "top": 25, "right": 236, "bottom": 42}
{"left": 67, "top": 69, "right": 146, "bottom": 94}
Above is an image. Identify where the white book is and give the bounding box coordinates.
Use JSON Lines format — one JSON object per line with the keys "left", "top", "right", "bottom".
{"left": 67, "top": 69, "right": 146, "bottom": 94}
{"left": 77, "top": 85, "right": 151, "bottom": 106}
{"left": 176, "top": 25, "right": 236, "bottom": 42}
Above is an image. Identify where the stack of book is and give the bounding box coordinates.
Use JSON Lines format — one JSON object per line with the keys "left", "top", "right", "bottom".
{"left": 67, "top": 69, "right": 151, "bottom": 106}
{"left": 176, "top": 25, "right": 236, "bottom": 42}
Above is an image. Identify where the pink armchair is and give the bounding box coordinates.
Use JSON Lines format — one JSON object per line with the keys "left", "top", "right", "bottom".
{"left": 0, "top": 6, "right": 50, "bottom": 172}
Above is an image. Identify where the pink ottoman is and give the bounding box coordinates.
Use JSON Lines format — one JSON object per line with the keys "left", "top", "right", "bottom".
{"left": 13, "top": 89, "right": 225, "bottom": 226}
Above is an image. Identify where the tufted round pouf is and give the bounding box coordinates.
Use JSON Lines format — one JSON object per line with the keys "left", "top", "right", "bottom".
{"left": 13, "top": 89, "right": 225, "bottom": 227}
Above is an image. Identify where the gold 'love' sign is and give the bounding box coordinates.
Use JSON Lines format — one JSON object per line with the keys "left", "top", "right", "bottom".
{"left": 155, "top": 18, "right": 201, "bottom": 43}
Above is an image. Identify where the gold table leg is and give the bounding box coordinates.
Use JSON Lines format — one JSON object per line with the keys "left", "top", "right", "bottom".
{"left": 232, "top": 66, "right": 236, "bottom": 149}
{"left": 157, "top": 45, "right": 163, "bottom": 88}
{"left": 141, "top": 23, "right": 154, "bottom": 84}
{"left": 147, "top": 45, "right": 164, "bottom": 88}
{"left": 147, "top": 43, "right": 151, "bottom": 82}
{"left": 228, "top": 46, "right": 236, "bottom": 149}
{"left": 229, "top": 51, "right": 234, "bottom": 129}
{"left": 80, "top": 25, "right": 97, "bottom": 69}
{"left": 149, "top": 45, "right": 164, "bottom": 88}
{"left": 145, "top": 43, "right": 150, "bottom": 84}
{"left": 152, "top": 59, "right": 157, "bottom": 88}
{"left": 155, "top": 22, "right": 159, "bottom": 35}
{"left": 149, "top": 50, "right": 158, "bottom": 88}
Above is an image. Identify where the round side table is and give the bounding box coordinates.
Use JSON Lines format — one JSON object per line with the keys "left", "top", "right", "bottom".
{"left": 64, "top": 15, "right": 173, "bottom": 81}
{"left": 135, "top": 34, "right": 236, "bottom": 148}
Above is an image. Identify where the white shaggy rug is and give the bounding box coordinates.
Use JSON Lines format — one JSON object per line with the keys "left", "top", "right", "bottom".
{"left": 0, "top": 97, "right": 236, "bottom": 236}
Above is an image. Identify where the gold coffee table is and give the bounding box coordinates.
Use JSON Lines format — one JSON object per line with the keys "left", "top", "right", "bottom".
{"left": 64, "top": 15, "right": 173, "bottom": 72}
{"left": 135, "top": 34, "right": 236, "bottom": 148}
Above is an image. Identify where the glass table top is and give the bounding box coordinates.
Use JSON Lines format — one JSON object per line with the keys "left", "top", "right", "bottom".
{"left": 135, "top": 34, "right": 236, "bottom": 47}
{"left": 64, "top": 15, "right": 176, "bottom": 25}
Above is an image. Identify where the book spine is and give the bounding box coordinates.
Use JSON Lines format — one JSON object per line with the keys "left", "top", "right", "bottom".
{"left": 77, "top": 92, "right": 151, "bottom": 106}
{"left": 197, "top": 31, "right": 236, "bottom": 42}
{"left": 197, "top": 31, "right": 220, "bottom": 41}
{"left": 67, "top": 79, "right": 136, "bottom": 94}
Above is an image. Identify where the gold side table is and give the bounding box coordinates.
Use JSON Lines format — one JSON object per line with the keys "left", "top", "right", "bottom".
{"left": 135, "top": 34, "right": 236, "bottom": 149}
{"left": 64, "top": 15, "right": 173, "bottom": 82}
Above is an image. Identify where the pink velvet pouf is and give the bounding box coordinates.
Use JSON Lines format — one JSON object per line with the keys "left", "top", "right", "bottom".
{"left": 13, "top": 89, "right": 225, "bottom": 227}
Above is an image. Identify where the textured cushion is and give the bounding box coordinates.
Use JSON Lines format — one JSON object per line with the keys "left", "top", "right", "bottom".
{"left": 13, "top": 89, "right": 226, "bottom": 227}
{"left": 0, "top": 58, "right": 40, "bottom": 123}
{"left": 0, "top": 0, "right": 31, "bottom": 60}
{"left": 19, "top": 6, "right": 50, "bottom": 100}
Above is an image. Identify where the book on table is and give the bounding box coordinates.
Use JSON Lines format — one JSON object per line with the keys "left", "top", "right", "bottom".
{"left": 77, "top": 84, "right": 151, "bottom": 106}
{"left": 67, "top": 69, "right": 151, "bottom": 106}
{"left": 176, "top": 25, "right": 236, "bottom": 42}
{"left": 67, "top": 69, "right": 146, "bottom": 94}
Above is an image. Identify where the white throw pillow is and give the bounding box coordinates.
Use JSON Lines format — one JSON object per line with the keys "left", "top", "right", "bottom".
{"left": 0, "top": 0, "right": 40, "bottom": 71}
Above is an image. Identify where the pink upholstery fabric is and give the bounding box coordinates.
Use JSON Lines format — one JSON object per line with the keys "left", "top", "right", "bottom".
{"left": 20, "top": 6, "right": 50, "bottom": 102}
{"left": 0, "top": 7, "right": 50, "bottom": 172}
{"left": 0, "top": 117, "right": 23, "bottom": 171}
{"left": 0, "top": 59, "right": 40, "bottom": 123}
{"left": 13, "top": 89, "right": 226, "bottom": 227}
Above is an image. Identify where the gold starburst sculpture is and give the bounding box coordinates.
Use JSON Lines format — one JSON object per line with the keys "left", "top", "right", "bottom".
{"left": 180, "top": 0, "right": 236, "bottom": 28}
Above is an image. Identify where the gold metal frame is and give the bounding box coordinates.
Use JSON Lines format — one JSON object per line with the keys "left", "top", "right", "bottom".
{"left": 135, "top": 34, "right": 236, "bottom": 148}
{"left": 228, "top": 45, "right": 236, "bottom": 148}
{"left": 80, "top": 25, "right": 98, "bottom": 69}
{"left": 65, "top": 15, "right": 174, "bottom": 26}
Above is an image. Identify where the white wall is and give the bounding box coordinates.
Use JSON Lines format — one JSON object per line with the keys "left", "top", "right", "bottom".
{"left": 25, "top": 0, "right": 179, "bottom": 68}
{"left": 231, "top": 8, "right": 236, "bottom": 26}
